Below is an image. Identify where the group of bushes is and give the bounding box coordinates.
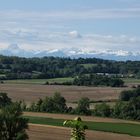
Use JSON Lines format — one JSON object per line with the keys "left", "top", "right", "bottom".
{"left": 119, "top": 87, "right": 140, "bottom": 101}
{"left": 73, "top": 74, "right": 124, "bottom": 87}
{"left": 93, "top": 97, "right": 140, "bottom": 120}
{"left": 27, "top": 93, "right": 91, "bottom": 115}
{"left": 28, "top": 93, "right": 68, "bottom": 113}
{"left": 24, "top": 88, "right": 140, "bottom": 121}
{"left": 45, "top": 74, "right": 124, "bottom": 87}
{"left": 94, "top": 87, "right": 140, "bottom": 120}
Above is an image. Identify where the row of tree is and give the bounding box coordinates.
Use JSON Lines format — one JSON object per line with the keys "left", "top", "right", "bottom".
{"left": 44, "top": 74, "right": 124, "bottom": 87}
{"left": 27, "top": 93, "right": 91, "bottom": 115}
{"left": 1, "top": 55, "right": 140, "bottom": 80}
{"left": 22, "top": 88, "right": 140, "bottom": 120}
{"left": 72, "top": 74, "right": 124, "bottom": 87}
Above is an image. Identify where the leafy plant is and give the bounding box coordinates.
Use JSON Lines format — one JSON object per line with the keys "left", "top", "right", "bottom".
{"left": 63, "top": 117, "right": 88, "bottom": 140}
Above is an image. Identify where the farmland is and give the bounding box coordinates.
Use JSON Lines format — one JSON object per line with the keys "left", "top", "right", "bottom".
{"left": 0, "top": 80, "right": 139, "bottom": 140}
{"left": 25, "top": 112, "right": 140, "bottom": 140}
{"left": 122, "top": 78, "right": 140, "bottom": 86}
{"left": 28, "top": 124, "right": 140, "bottom": 140}
{"left": 4, "top": 77, "right": 74, "bottom": 84}
{"left": 0, "top": 83, "right": 129, "bottom": 104}
{"left": 25, "top": 116, "right": 140, "bottom": 137}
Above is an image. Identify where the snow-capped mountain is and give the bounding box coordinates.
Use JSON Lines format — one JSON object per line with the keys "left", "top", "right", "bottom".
{"left": 34, "top": 49, "right": 67, "bottom": 57}
{"left": 0, "top": 44, "right": 34, "bottom": 57}
{"left": 0, "top": 44, "right": 140, "bottom": 61}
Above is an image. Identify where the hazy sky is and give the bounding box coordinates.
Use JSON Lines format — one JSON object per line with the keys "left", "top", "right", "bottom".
{"left": 0, "top": 0, "right": 140, "bottom": 53}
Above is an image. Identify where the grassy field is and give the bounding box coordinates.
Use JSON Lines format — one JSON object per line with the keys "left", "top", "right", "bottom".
{"left": 3, "top": 77, "right": 140, "bottom": 86}
{"left": 80, "top": 63, "right": 98, "bottom": 68}
{"left": 123, "top": 78, "right": 140, "bottom": 84}
{"left": 25, "top": 116, "right": 140, "bottom": 137}
{"left": 4, "top": 77, "right": 74, "bottom": 84}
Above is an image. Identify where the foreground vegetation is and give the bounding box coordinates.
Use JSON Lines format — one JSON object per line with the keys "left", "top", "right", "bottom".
{"left": 0, "top": 102, "right": 28, "bottom": 140}
{"left": 63, "top": 117, "right": 88, "bottom": 140}
{"left": 25, "top": 116, "right": 140, "bottom": 137}
{"left": 1, "top": 91, "right": 140, "bottom": 139}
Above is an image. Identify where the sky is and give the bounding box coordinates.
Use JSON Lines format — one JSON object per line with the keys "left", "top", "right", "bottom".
{"left": 0, "top": 0, "right": 140, "bottom": 54}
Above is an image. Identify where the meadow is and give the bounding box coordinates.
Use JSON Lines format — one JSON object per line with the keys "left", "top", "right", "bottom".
{"left": 4, "top": 77, "right": 74, "bottom": 84}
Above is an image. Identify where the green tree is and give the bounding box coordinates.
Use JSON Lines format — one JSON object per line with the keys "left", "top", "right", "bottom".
{"left": 75, "top": 97, "right": 91, "bottom": 115}
{"left": 52, "top": 92, "right": 67, "bottom": 112}
{"left": 0, "top": 103, "right": 28, "bottom": 140}
{"left": 94, "top": 103, "right": 111, "bottom": 117}
{"left": 63, "top": 117, "right": 88, "bottom": 140}
{"left": 119, "top": 87, "right": 140, "bottom": 101}
{"left": 0, "top": 92, "right": 12, "bottom": 108}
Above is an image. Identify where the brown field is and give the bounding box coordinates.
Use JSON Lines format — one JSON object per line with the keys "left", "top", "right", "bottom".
{"left": 28, "top": 124, "right": 140, "bottom": 140}
{"left": 0, "top": 84, "right": 130, "bottom": 104}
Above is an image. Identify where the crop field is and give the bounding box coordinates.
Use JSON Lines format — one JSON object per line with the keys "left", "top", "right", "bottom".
{"left": 28, "top": 124, "right": 140, "bottom": 140}
{"left": 26, "top": 116, "right": 140, "bottom": 137}
{"left": 25, "top": 112, "right": 140, "bottom": 140}
{"left": 123, "top": 78, "right": 140, "bottom": 86}
{"left": 0, "top": 83, "right": 130, "bottom": 104}
{"left": 0, "top": 81, "right": 138, "bottom": 140}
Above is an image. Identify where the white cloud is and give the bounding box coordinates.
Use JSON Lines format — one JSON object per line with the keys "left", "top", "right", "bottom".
{"left": 0, "top": 8, "right": 139, "bottom": 53}
{"left": 68, "top": 31, "right": 81, "bottom": 38}
{"left": 0, "top": 28, "right": 140, "bottom": 53}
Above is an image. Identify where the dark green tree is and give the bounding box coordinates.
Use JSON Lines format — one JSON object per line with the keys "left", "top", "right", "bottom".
{"left": 52, "top": 92, "right": 67, "bottom": 112}
{"left": 0, "top": 103, "right": 28, "bottom": 140}
{"left": 94, "top": 103, "right": 111, "bottom": 117}
{"left": 0, "top": 92, "right": 12, "bottom": 108}
{"left": 75, "top": 97, "right": 91, "bottom": 115}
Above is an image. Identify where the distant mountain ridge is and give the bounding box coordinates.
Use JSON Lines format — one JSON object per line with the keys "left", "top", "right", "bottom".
{"left": 0, "top": 44, "right": 140, "bottom": 61}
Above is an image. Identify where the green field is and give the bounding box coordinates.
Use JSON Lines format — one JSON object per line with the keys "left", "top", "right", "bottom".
{"left": 25, "top": 116, "right": 140, "bottom": 137}
{"left": 80, "top": 63, "right": 98, "bottom": 68}
{"left": 4, "top": 77, "right": 74, "bottom": 84}
{"left": 122, "top": 78, "right": 140, "bottom": 84}
{"left": 3, "top": 77, "right": 140, "bottom": 85}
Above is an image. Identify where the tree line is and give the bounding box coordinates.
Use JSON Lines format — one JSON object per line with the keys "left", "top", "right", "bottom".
{"left": 44, "top": 74, "right": 124, "bottom": 87}
{"left": 0, "top": 55, "right": 140, "bottom": 80}
{"left": 8, "top": 87, "right": 138, "bottom": 121}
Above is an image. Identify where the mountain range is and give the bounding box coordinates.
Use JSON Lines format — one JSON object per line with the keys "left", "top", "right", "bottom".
{"left": 0, "top": 44, "right": 140, "bottom": 61}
